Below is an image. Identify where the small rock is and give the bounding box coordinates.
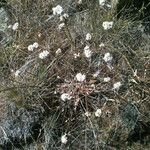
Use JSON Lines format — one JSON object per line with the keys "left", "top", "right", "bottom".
{"left": 0, "top": 7, "right": 12, "bottom": 46}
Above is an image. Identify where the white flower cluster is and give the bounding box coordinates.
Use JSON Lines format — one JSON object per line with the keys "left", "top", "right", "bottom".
{"left": 102, "top": 21, "right": 113, "bottom": 30}
{"left": 61, "top": 133, "right": 68, "bottom": 144}
{"left": 58, "top": 23, "right": 65, "bottom": 30}
{"left": 60, "top": 13, "right": 69, "bottom": 21}
{"left": 52, "top": 5, "right": 63, "bottom": 15}
{"left": 28, "top": 42, "right": 39, "bottom": 51}
{"left": 77, "top": 0, "right": 82, "bottom": 4}
{"left": 61, "top": 93, "right": 72, "bottom": 101}
{"left": 12, "top": 22, "right": 19, "bottom": 31}
{"left": 103, "top": 52, "right": 113, "bottom": 63}
{"left": 84, "top": 45, "right": 92, "bottom": 58}
{"left": 39, "top": 50, "right": 49, "bottom": 59}
{"left": 85, "top": 33, "right": 92, "bottom": 41}
{"left": 74, "top": 53, "right": 80, "bottom": 59}
{"left": 84, "top": 111, "right": 91, "bottom": 117}
{"left": 103, "top": 77, "right": 111, "bottom": 82}
{"left": 99, "top": 43, "right": 105, "bottom": 48}
{"left": 99, "top": 0, "right": 111, "bottom": 8}
{"left": 95, "top": 109, "right": 102, "bottom": 117}
{"left": 76, "top": 73, "right": 86, "bottom": 82}
{"left": 52, "top": 5, "right": 69, "bottom": 30}
{"left": 99, "top": 0, "right": 106, "bottom": 6}
{"left": 14, "top": 70, "right": 21, "bottom": 77}
{"left": 59, "top": 14, "right": 69, "bottom": 30}
{"left": 113, "top": 82, "right": 122, "bottom": 91}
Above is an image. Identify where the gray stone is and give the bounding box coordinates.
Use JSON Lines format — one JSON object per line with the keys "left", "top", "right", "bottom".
{"left": 0, "top": 7, "right": 11, "bottom": 46}
{"left": 119, "top": 103, "right": 139, "bottom": 130}
{"left": 0, "top": 102, "right": 45, "bottom": 149}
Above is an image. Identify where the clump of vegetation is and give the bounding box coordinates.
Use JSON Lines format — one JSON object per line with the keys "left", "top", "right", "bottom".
{"left": 0, "top": 0, "right": 150, "bottom": 149}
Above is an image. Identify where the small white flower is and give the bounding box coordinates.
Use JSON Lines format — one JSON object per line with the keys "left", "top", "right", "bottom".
{"left": 60, "top": 13, "right": 69, "bottom": 21}
{"left": 102, "top": 21, "right": 113, "bottom": 30}
{"left": 28, "top": 45, "right": 34, "bottom": 51}
{"left": 113, "top": 82, "right": 122, "bottom": 91}
{"left": 57, "top": 76, "right": 61, "bottom": 79}
{"left": 28, "top": 42, "right": 39, "bottom": 51}
{"left": 103, "top": 52, "right": 113, "bottom": 63}
{"left": 52, "top": 5, "right": 63, "bottom": 15}
{"left": 103, "top": 77, "right": 111, "bottom": 82}
{"left": 58, "top": 23, "right": 65, "bottom": 30}
{"left": 56, "top": 48, "right": 62, "bottom": 55}
{"left": 60, "top": 16, "right": 64, "bottom": 21}
{"left": 93, "top": 70, "right": 100, "bottom": 78}
{"left": 99, "top": 43, "right": 105, "bottom": 47}
{"left": 32, "top": 42, "right": 39, "bottom": 48}
{"left": 74, "top": 53, "right": 80, "bottom": 58}
{"left": 39, "top": 50, "right": 49, "bottom": 59}
{"left": 99, "top": 0, "right": 106, "bottom": 6}
{"left": 85, "top": 33, "right": 92, "bottom": 41}
{"left": 63, "top": 13, "right": 69, "bottom": 18}
{"left": 8, "top": 25, "right": 12, "bottom": 29}
{"left": 84, "top": 111, "right": 91, "bottom": 117}
{"left": 76, "top": 73, "right": 86, "bottom": 82}
{"left": 61, "top": 133, "right": 68, "bottom": 144}
{"left": 61, "top": 93, "right": 72, "bottom": 101}
{"left": 12, "top": 22, "right": 19, "bottom": 31}
{"left": 77, "top": 0, "right": 82, "bottom": 4}
{"left": 10, "top": 69, "right": 14, "bottom": 73}
{"left": 91, "top": 84, "right": 95, "bottom": 88}
{"left": 84, "top": 45, "right": 90, "bottom": 51}
{"left": 84, "top": 45, "right": 92, "bottom": 58}
{"left": 106, "top": 4, "right": 111, "bottom": 8}
{"left": 38, "top": 33, "right": 42, "bottom": 37}
{"left": 14, "top": 70, "right": 21, "bottom": 77}
{"left": 95, "top": 109, "right": 102, "bottom": 117}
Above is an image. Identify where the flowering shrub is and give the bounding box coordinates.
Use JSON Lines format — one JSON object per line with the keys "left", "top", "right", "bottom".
{"left": 0, "top": 0, "right": 150, "bottom": 149}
